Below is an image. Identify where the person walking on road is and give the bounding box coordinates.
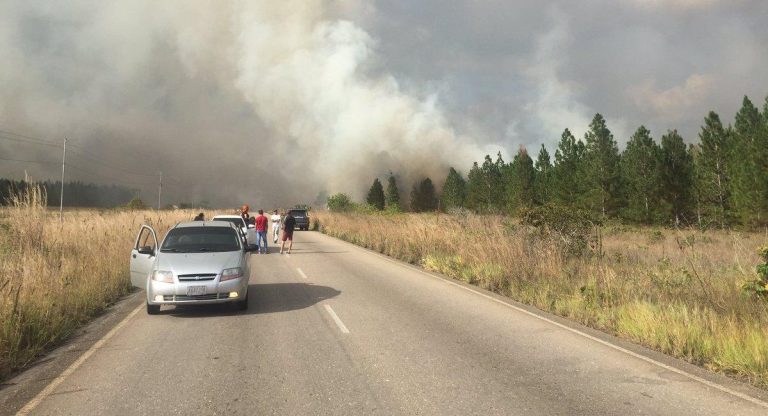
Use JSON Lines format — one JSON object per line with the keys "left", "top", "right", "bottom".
{"left": 280, "top": 210, "right": 296, "bottom": 254}
{"left": 271, "top": 209, "right": 282, "bottom": 244}
{"left": 254, "top": 209, "right": 269, "bottom": 254}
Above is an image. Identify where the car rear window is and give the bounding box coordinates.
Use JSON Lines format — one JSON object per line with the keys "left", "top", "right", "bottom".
{"left": 213, "top": 217, "right": 245, "bottom": 228}
{"left": 161, "top": 227, "right": 241, "bottom": 252}
{"left": 289, "top": 210, "right": 307, "bottom": 217}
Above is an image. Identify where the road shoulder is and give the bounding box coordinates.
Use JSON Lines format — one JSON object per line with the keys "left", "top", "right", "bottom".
{"left": 0, "top": 291, "right": 144, "bottom": 416}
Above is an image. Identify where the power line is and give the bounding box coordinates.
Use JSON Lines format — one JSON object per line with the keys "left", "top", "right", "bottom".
{"left": 0, "top": 156, "right": 59, "bottom": 165}
{"left": 1, "top": 156, "right": 157, "bottom": 188}
{"left": 0, "top": 128, "right": 59, "bottom": 144}
{"left": 0, "top": 127, "right": 183, "bottom": 192}
{"left": 66, "top": 147, "right": 159, "bottom": 178}
{"left": 0, "top": 129, "right": 167, "bottom": 180}
{"left": 0, "top": 134, "right": 62, "bottom": 149}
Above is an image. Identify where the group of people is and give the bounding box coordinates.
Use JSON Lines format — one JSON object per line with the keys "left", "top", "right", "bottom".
{"left": 239, "top": 205, "right": 296, "bottom": 255}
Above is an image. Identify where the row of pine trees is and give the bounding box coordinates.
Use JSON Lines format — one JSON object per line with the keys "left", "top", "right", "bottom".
{"left": 364, "top": 95, "right": 768, "bottom": 228}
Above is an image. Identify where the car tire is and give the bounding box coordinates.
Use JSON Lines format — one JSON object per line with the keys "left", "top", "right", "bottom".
{"left": 237, "top": 291, "right": 249, "bottom": 311}
{"left": 147, "top": 302, "right": 160, "bottom": 315}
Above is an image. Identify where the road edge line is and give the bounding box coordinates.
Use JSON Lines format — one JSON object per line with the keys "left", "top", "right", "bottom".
{"left": 16, "top": 302, "right": 144, "bottom": 415}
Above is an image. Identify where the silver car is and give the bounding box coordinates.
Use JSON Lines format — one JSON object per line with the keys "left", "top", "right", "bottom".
{"left": 211, "top": 214, "right": 257, "bottom": 248}
{"left": 130, "top": 221, "right": 251, "bottom": 314}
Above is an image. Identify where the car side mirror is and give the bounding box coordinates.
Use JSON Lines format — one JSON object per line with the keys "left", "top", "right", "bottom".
{"left": 138, "top": 246, "right": 155, "bottom": 256}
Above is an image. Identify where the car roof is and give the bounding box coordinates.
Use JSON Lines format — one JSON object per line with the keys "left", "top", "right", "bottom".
{"left": 175, "top": 221, "right": 236, "bottom": 228}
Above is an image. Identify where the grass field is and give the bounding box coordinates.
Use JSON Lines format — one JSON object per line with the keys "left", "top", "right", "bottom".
{"left": 312, "top": 211, "right": 768, "bottom": 388}
{"left": 0, "top": 187, "right": 199, "bottom": 380}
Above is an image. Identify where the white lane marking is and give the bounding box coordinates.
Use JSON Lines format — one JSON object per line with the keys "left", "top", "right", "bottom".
{"left": 17, "top": 302, "right": 144, "bottom": 416}
{"left": 297, "top": 268, "right": 308, "bottom": 280}
{"left": 324, "top": 304, "right": 350, "bottom": 334}
{"left": 326, "top": 234, "right": 768, "bottom": 409}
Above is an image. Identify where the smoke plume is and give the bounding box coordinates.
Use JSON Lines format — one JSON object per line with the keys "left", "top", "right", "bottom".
{"left": 0, "top": 1, "right": 483, "bottom": 208}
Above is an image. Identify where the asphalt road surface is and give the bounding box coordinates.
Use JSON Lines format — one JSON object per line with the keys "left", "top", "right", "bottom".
{"left": 3, "top": 231, "right": 768, "bottom": 415}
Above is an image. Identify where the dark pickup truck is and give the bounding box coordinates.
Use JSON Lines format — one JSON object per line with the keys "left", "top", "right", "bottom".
{"left": 289, "top": 209, "right": 310, "bottom": 231}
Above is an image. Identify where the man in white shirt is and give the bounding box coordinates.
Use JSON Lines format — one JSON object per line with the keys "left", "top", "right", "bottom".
{"left": 271, "top": 210, "right": 282, "bottom": 244}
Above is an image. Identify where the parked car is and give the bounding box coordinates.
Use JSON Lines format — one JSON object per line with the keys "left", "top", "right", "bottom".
{"left": 130, "top": 221, "right": 251, "bottom": 314}
{"left": 211, "top": 214, "right": 256, "bottom": 248}
{"left": 289, "top": 208, "right": 310, "bottom": 231}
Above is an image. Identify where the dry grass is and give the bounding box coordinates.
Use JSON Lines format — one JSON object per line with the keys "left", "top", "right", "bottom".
{"left": 313, "top": 211, "right": 768, "bottom": 388}
{"left": 0, "top": 186, "right": 200, "bottom": 380}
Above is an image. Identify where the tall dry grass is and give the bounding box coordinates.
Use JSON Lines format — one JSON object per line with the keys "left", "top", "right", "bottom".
{"left": 0, "top": 184, "right": 196, "bottom": 380}
{"left": 313, "top": 211, "right": 768, "bottom": 388}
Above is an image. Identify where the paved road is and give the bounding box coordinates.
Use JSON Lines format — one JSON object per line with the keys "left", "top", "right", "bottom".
{"left": 3, "top": 231, "right": 768, "bottom": 415}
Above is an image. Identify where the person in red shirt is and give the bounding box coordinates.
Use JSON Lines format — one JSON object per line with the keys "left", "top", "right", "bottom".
{"left": 254, "top": 209, "right": 269, "bottom": 254}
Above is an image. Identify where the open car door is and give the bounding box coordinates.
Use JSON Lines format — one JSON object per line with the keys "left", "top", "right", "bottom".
{"left": 130, "top": 225, "right": 158, "bottom": 289}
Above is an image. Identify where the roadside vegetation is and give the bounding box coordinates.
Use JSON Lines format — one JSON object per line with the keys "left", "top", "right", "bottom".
{"left": 0, "top": 185, "right": 194, "bottom": 380}
{"left": 312, "top": 210, "right": 768, "bottom": 388}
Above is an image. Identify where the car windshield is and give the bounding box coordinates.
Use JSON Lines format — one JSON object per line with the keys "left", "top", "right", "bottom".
{"left": 289, "top": 210, "right": 306, "bottom": 217}
{"left": 213, "top": 217, "right": 245, "bottom": 228}
{"left": 161, "top": 227, "right": 241, "bottom": 253}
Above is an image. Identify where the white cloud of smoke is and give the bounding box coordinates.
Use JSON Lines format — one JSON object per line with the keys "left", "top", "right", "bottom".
{"left": 0, "top": 0, "right": 484, "bottom": 207}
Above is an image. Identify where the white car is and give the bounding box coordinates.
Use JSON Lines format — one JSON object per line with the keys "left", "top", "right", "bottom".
{"left": 130, "top": 221, "right": 251, "bottom": 314}
{"left": 211, "top": 215, "right": 256, "bottom": 249}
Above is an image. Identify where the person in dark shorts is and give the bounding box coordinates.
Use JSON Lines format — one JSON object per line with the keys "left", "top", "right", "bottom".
{"left": 280, "top": 211, "right": 296, "bottom": 254}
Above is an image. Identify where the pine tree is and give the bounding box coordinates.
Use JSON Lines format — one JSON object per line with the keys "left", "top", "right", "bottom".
{"left": 384, "top": 173, "right": 401, "bottom": 211}
{"left": 582, "top": 114, "right": 622, "bottom": 217}
{"left": 534, "top": 144, "right": 553, "bottom": 205}
{"left": 366, "top": 178, "right": 385, "bottom": 210}
{"left": 465, "top": 154, "right": 504, "bottom": 213}
{"left": 660, "top": 129, "right": 694, "bottom": 226}
{"left": 410, "top": 177, "right": 437, "bottom": 212}
{"left": 552, "top": 129, "right": 585, "bottom": 207}
{"left": 696, "top": 111, "right": 732, "bottom": 228}
{"left": 621, "top": 126, "right": 663, "bottom": 224}
{"left": 505, "top": 147, "right": 536, "bottom": 214}
{"left": 440, "top": 167, "right": 466, "bottom": 210}
{"left": 731, "top": 96, "right": 766, "bottom": 226}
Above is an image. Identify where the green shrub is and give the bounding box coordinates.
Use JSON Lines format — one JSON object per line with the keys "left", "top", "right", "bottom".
{"left": 742, "top": 246, "right": 768, "bottom": 299}
{"left": 520, "top": 204, "right": 601, "bottom": 256}
{"left": 327, "top": 193, "right": 353, "bottom": 212}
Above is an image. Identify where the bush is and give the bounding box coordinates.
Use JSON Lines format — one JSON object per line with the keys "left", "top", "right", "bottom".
{"left": 742, "top": 246, "right": 768, "bottom": 299}
{"left": 327, "top": 193, "right": 353, "bottom": 212}
{"left": 520, "top": 204, "right": 601, "bottom": 256}
{"left": 126, "top": 197, "right": 146, "bottom": 210}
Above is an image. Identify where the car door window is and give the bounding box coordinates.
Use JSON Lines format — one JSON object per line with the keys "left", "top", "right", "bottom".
{"left": 135, "top": 226, "right": 157, "bottom": 252}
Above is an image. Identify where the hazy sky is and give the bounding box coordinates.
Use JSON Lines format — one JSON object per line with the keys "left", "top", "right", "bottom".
{"left": 1, "top": 0, "right": 766, "bottom": 207}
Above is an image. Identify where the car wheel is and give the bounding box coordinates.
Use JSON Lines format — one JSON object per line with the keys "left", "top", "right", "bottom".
{"left": 147, "top": 302, "right": 160, "bottom": 315}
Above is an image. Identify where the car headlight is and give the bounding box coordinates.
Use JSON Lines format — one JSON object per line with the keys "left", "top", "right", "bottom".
{"left": 152, "top": 270, "right": 174, "bottom": 283}
{"left": 221, "top": 267, "right": 243, "bottom": 281}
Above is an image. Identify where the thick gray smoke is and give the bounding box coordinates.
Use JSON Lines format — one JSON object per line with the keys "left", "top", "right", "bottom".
{"left": 0, "top": 1, "right": 488, "bottom": 208}
{"left": 2, "top": 1, "right": 767, "bottom": 208}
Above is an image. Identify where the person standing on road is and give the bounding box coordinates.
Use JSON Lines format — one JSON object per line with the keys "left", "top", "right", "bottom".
{"left": 271, "top": 209, "right": 282, "bottom": 244}
{"left": 254, "top": 209, "right": 269, "bottom": 254}
{"left": 280, "top": 210, "right": 296, "bottom": 254}
{"left": 240, "top": 204, "right": 251, "bottom": 225}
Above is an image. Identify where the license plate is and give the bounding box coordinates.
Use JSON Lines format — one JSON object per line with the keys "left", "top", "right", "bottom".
{"left": 187, "top": 286, "right": 206, "bottom": 296}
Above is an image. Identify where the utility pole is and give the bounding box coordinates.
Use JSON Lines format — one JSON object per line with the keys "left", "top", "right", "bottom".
{"left": 59, "top": 138, "right": 67, "bottom": 222}
{"left": 157, "top": 171, "right": 162, "bottom": 210}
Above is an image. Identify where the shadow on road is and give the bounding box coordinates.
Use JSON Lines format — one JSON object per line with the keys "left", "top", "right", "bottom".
{"left": 164, "top": 283, "right": 341, "bottom": 317}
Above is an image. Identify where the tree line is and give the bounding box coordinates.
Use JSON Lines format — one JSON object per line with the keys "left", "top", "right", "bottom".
{"left": 0, "top": 178, "right": 136, "bottom": 208}
{"left": 346, "top": 94, "right": 768, "bottom": 229}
